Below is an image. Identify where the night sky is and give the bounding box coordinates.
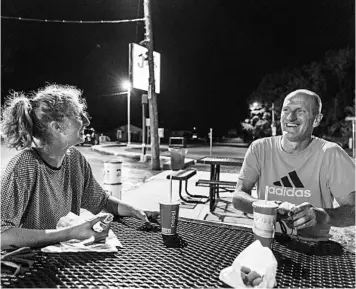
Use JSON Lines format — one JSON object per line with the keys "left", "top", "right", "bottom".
{"left": 1, "top": 0, "right": 355, "bottom": 135}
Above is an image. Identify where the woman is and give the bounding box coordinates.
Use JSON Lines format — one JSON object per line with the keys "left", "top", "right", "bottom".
{"left": 1, "top": 83, "right": 156, "bottom": 249}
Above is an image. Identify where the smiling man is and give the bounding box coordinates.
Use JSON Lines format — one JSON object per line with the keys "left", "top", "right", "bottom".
{"left": 233, "top": 89, "right": 355, "bottom": 240}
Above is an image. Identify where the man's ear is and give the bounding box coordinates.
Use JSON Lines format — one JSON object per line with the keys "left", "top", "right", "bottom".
{"left": 313, "top": 113, "right": 323, "bottom": 128}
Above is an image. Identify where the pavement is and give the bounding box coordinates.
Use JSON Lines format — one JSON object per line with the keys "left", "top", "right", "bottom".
{"left": 92, "top": 142, "right": 255, "bottom": 228}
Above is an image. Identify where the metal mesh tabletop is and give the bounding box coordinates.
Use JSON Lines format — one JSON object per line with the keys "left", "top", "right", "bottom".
{"left": 197, "top": 156, "right": 243, "bottom": 166}
{"left": 2, "top": 217, "right": 355, "bottom": 288}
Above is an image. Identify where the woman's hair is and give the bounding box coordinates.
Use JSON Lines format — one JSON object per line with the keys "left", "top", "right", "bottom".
{"left": 1, "top": 83, "right": 87, "bottom": 150}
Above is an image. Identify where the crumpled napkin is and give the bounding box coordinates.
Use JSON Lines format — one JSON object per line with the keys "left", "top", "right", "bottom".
{"left": 1, "top": 247, "right": 38, "bottom": 277}
{"left": 276, "top": 201, "right": 297, "bottom": 236}
{"left": 219, "top": 240, "right": 277, "bottom": 288}
{"left": 41, "top": 209, "right": 122, "bottom": 253}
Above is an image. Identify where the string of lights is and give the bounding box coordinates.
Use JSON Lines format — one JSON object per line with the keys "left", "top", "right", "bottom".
{"left": 1, "top": 16, "right": 145, "bottom": 24}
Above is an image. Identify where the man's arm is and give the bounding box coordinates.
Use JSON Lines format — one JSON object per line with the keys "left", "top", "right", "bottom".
{"left": 323, "top": 191, "right": 355, "bottom": 227}
{"left": 290, "top": 192, "right": 355, "bottom": 230}
{"left": 232, "top": 178, "right": 258, "bottom": 215}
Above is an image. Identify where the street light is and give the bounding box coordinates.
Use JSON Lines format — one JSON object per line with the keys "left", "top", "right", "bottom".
{"left": 250, "top": 101, "right": 276, "bottom": 136}
{"left": 122, "top": 81, "right": 132, "bottom": 145}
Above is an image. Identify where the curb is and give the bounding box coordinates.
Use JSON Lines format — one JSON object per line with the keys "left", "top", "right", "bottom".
{"left": 91, "top": 145, "right": 196, "bottom": 170}
{"left": 91, "top": 145, "right": 170, "bottom": 160}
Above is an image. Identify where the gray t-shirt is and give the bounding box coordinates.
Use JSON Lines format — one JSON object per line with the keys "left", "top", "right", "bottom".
{"left": 1, "top": 146, "right": 110, "bottom": 232}
{"left": 239, "top": 136, "right": 355, "bottom": 240}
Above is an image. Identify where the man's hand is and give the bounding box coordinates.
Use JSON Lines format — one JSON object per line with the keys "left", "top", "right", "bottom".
{"left": 290, "top": 202, "right": 317, "bottom": 230}
{"left": 289, "top": 202, "right": 332, "bottom": 230}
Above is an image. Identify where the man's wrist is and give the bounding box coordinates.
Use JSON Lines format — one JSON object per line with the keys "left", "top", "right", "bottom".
{"left": 314, "top": 207, "right": 331, "bottom": 225}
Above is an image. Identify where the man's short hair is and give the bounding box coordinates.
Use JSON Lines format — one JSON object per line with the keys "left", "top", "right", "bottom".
{"left": 286, "top": 89, "right": 322, "bottom": 116}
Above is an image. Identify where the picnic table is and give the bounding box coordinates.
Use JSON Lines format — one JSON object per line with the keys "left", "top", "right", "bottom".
{"left": 196, "top": 156, "right": 243, "bottom": 211}
{"left": 2, "top": 217, "right": 355, "bottom": 288}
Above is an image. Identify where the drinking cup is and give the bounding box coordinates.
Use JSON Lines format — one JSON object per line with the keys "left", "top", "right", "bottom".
{"left": 159, "top": 202, "right": 180, "bottom": 235}
{"left": 252, "top": 200, "right": 278, "bottom": 248}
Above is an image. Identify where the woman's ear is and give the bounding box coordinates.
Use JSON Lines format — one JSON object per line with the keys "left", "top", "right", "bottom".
{"left": 50, "top": 121, "right": 63, "bottom": 133}
{"left": 313, "top": 113, "right": 323, "bottom": 128}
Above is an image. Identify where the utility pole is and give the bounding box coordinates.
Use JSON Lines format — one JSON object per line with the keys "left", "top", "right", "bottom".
{"left": 143, "top": 0, "right": 160, "bottom": 170}
{"left": 271, "top": 102, "right": 276, "bottom": 136}
{"left": 140, "top": 94, "right": 148, "bottom": 162}
{"left": 127, "top": 87, "right": 131, "bottom": 145}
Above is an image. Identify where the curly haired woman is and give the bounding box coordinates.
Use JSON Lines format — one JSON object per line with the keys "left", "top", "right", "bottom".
{"left": 1, "top": 83, "right": 157, "bottom": 249}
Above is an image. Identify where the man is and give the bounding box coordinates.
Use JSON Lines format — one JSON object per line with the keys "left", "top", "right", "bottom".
{"left": 233, "top": 89, "right": 355, "bottom": 240}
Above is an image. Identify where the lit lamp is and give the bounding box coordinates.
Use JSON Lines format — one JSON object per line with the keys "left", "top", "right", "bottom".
{"left": 251, "top": 101, "right": 276, "bottom": 136}
{"left": 122, "top": 81, "right": 132, "bottom": 145}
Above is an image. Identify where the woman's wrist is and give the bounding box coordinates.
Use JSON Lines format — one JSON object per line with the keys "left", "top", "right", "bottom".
{"left": 60, "top": 226, "right": 75, "bottom": 241}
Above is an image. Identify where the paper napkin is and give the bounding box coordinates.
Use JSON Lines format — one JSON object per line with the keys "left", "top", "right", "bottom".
{"left": 41, "top": 209, "right": 122, "bottom": 253}
{"left": 219, "top": 240, "right": 277, "bottom": 288}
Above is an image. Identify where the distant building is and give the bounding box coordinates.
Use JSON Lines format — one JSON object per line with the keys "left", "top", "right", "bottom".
{"left": 116, "top": 124, "right": 143, "bottom": 142}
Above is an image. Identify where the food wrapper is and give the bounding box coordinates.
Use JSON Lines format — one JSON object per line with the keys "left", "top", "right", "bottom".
{"left": 276, "top": 201, "right": 297, "bottom": 236}
{"left": 41, "top": 209, "right": 122, "bottom": 253}
{"left": 219, "top": 240, "right": 277, "bottom": 288}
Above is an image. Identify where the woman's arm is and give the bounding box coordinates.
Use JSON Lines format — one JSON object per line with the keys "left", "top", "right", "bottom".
{"left": 104, "top": 196, "right": 154, "bottom": 222}
{"left": 1, "top": 215, "right": 110, "bottom": 250}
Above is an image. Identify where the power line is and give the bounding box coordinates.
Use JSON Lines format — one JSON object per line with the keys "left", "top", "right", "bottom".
{"left": 99, "top": 92, "right": 128, "bottom": 97}
{"left": 1, "top": 16, "right": 145, "bottom": 24}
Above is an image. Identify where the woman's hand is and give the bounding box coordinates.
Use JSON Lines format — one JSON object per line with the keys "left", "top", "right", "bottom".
{"left": 105, "top": 197, "right": 160, "bottom": 224}
{"left": 68, "top": 215, "right": 110, "bottom": 242}
{"left": 130, "top": 208, "right": 160, "bottom": 224}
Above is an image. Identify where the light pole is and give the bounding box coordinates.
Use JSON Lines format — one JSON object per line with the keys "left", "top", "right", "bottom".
{"left": 271, "top": 102, "right": 276, "bottom": 136}
{"left": 122, "top": 81, "right": 131, "bottom": 145}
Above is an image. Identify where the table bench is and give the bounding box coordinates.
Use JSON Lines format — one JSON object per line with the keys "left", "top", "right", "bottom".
{"left": 195, "top": 179, "right": 237, "bottom": 193}
{"left": 166, "top": 169, "right": 209, "bottom": 204}
{"left": 196, "top": 156, "right": 241, "bottom": 212}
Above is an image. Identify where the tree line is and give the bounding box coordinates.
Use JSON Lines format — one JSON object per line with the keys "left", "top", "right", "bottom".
{"left": 241, "top": 47, "right": 355, "bottom": 145}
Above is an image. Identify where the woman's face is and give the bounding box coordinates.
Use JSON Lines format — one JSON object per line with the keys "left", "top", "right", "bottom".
{"left": 59, "top": 110, "right": 90, "bottom": 146}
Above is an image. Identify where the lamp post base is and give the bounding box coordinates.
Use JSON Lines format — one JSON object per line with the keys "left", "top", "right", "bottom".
{"left": 140, "top": 155, "right": 148, "bottom": 162}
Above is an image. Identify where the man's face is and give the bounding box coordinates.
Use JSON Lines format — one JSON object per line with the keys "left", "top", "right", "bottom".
{"left": 280, "top": 93, "right": 317, "bottom": 142}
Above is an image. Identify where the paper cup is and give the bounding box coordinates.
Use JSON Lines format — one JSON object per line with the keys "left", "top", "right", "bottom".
{"left": 104, "top": 160, "right": 122, "bottom": 184}
{"left": 252, "top": 200, "right": 278, "bottom": 248}
{"left": 159, "top": 202, "right": 180, "bottom": 235}
{"left": 103, "top": 183, "right": 122, "bottom": 199}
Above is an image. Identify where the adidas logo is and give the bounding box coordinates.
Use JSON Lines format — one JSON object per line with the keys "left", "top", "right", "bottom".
{"left": 267, "top": 170, "right": 311, "bottom": 198}
{"left": 273, "top": 170, "right": 304, "bottom": 188}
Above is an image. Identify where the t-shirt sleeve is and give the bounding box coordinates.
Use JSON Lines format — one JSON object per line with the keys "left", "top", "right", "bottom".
{"left": 80, "top": 156, "right": 110, "bottom": 215}
{"left": 238, "top": 141, "right": 260, "bottom": 184}
{"left": 1, "top": 170, "right": 30, "bottom": 233}
{"left": 325, "top": 146, "right": 355, "bottom": 199}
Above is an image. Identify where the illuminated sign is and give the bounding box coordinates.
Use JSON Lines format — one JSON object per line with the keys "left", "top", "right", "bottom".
{"left": 129, "top": 43, "right": 160, "bottom": 94}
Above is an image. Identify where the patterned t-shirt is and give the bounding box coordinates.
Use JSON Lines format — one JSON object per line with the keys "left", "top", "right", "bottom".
{"left": 239, "top": 135, "right": 355, "bottom": 240}
{"left": 1, "top": 146, "right": 110, "bottom": 232}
